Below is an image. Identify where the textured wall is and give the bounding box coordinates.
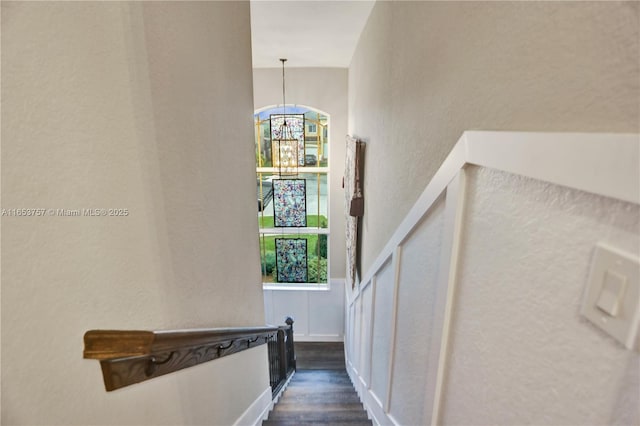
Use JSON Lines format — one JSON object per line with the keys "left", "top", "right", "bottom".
{"left": 2, "top": 2, "right": 268, "bottom": 424}
{"left": 444, "top": 167, "right": 639, "bottom": 425}
{"left": 347, "top": 1, "right": 640, "bottom": 424}
{"left": 348, "top": 1, "right": 640, "bottom": 276}
{"left": 253, "top": 68, "right": 348, "bottom": 279}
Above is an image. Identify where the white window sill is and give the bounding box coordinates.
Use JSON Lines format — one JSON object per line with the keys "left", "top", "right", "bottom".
{"left": 263, "top": 283, "right": 330, "bottom": 291}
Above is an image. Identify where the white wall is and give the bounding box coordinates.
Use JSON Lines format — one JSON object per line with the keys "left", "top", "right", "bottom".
{"left": 253, "top": 68, "right": 348, "bottom": 279}
{"left": 347, "top": 2, "right": 639, "bottom": 425}
{"left": 349, "top": 1, "right": 640, "bottom": 276}
{"left": 2, "top": 2, "right": 269, "bottom": 425}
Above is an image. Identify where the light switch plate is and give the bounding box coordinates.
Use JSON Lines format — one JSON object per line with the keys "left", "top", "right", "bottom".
{"left": 581, "top": 243, "right": 640, "bottom": 350}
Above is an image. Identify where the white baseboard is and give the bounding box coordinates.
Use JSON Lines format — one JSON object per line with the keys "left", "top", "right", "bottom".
{"left": 346, "top": 360, "right": 398, "bottom": 426}
{"left": 234, "top": 372, "right": 297, "bottom": 426}
{"left": 271, "top": 370, "right": 295, "bottom": 405}
{"left": 233, "top": 385, "right": 272, "bottom": 426}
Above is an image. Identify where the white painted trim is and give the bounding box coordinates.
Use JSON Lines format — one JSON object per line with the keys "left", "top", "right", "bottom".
{"left": 428, "top": 170, "right": 468, "bottom": 426}
{"left": 349, "top": 131, "right": 639, "bottom": 308}
{"left": 306, "top": 286, "right": 312, "bottom": 332}
{"left": 264, "top": 278, "right": 345, "bottom": 341}
{"left": 368, "top": 389, "right": 398, "bottom": 426}
{"left": 344, "top": 132, "right": 639, "bottom": 424}
{"left": 384, "top": 247, "right": 402, "bottom": 413}
{"left": 347, "top": 358, "right": 355, "bottom": 373}
{"left": 253, "top": 372, "right": 296, "bottom": 425}
{"left": 233, "top": 385, "right": 273, "bottom": 426}
{"left": 463, "top": 131, "right": 639, "bottom": 205}
{"left": 358, "top": 375, "right": 368, "bottom": 397}
{"left": 295, "top": 335, "right": 344, "bottom": 342}
{"left": 349, "top": 303, "right": 355, "bottom": 363}
{"left": 257, "top": 166, "right": 328, "bottom": 174}
{"left": 357, "top": 279, "right": 365, "bottom": 376}
{"left": 366, "top": 276, "right": 376, "bottom": 390}
{"left": 347, "top": 360, "right": 399, "bottom": 426}
{"left": 271, "top": 371, "right": 295, "bottom": 405}
{"left": 352, "top": 139, "right": 467, "bottom": 306}
{"left": 260, "top": 227, "right": 330, "bottom": 235}
{"left": 346, "top": 280, "right": 360, "bottom": 306}
{"left": 263, "top": 284, "right": 330, "bottom": 291}
{"left": 347, "top": 362, "right": 363, "bottom": 404}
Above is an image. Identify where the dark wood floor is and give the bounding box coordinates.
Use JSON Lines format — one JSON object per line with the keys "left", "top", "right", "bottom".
{"left": 294, "top": 342, "right": 347, "bottom": 370}
{"left": 263, "top": 342, "right": 372, "bottom": 426}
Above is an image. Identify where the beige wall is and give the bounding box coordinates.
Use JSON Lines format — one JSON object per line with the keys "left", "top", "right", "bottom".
{"left": 349, "top": 1, "right": 640, "bottom": 275}
{"left": 2, "top": 2, "right": 268, "bottom": 424}
{"left": 253, "top": 68, "right": 348, "bottom": 279}
{"left": 348, "top": 1, "right": 640, "bottom": 424}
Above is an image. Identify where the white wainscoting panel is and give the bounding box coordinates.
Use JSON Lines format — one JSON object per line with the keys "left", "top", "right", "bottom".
{"left": 360, "top": 283, "right": 374, "bottom": 389}
{"left": 370, "top": 258, "right": 395, "bottom": 407}
{"left": 353, "top": 292, "right": 363, "bottom": 374}
{"left": 345, "top": 303, "right": 356, "bottom": 368}
{"left": 344, "top": 132, "right": 640, "bottom": 426}
{"left": 264, "top": 279, "right": 345, "bottom": 341}
{"left": 388, "top": 196, "right": 446, "bottom": 425}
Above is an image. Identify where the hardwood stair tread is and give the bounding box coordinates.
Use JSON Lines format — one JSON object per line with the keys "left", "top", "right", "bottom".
{"left": 267, "top": 411, "right": 370, "bottom": 422}
{"left": 271, "top": 402, "right": 366, "bottom": 410}
{"left": 263, "top": 421, "right": 372, "bottom": 426}
{"left": 264, "top": 342, "right": 371, "bottom": 426}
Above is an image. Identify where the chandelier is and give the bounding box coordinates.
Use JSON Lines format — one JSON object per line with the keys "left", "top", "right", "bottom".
{"left": 272, "top": 58, "right": 299, "bottom": 176}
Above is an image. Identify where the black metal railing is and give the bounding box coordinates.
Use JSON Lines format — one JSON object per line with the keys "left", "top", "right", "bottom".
{"left": 267, "top": 317, "right": 296, "bottom": 398}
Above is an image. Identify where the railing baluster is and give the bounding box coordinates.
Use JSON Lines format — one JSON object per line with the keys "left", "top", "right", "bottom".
{"left": 268, "top": 317, "right": 295, "bottom": 399}
{"left": 277, "top": 329, "right": 287, "bottom": 381}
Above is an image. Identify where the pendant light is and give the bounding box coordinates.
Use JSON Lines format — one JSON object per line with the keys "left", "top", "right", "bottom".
{"left": 272, "top": 58, "right": 299, "bottom": 176}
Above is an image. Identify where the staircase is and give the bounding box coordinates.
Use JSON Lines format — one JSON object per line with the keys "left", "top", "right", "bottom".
{"left": 263, "top": 342, "right": 372, "bottom": 426}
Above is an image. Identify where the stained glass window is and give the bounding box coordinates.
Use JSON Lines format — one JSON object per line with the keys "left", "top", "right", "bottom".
{"left": 273, "top": 179, "right": 307, "bottom": 227}
{"left": 271, "top": 114, "right": 305, "bottom": 166}
{"left": 256, "top": 106, "right": 329, "bottom": 285}
{"left": 275, "top": 238, "right": 308, "bottom": 283}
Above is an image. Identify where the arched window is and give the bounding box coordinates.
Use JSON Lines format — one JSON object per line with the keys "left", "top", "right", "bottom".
{"left": 255, "top": 105, "right": 329, "bottom": 286}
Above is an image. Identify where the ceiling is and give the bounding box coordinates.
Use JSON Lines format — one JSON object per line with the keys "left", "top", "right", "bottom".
{"left": 250, "top": 0, "right": 375, "bottom": 68}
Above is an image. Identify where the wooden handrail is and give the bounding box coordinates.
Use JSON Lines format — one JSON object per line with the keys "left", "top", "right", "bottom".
{"left": 84, "top": 326, "right": 279, "bottom": 391}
